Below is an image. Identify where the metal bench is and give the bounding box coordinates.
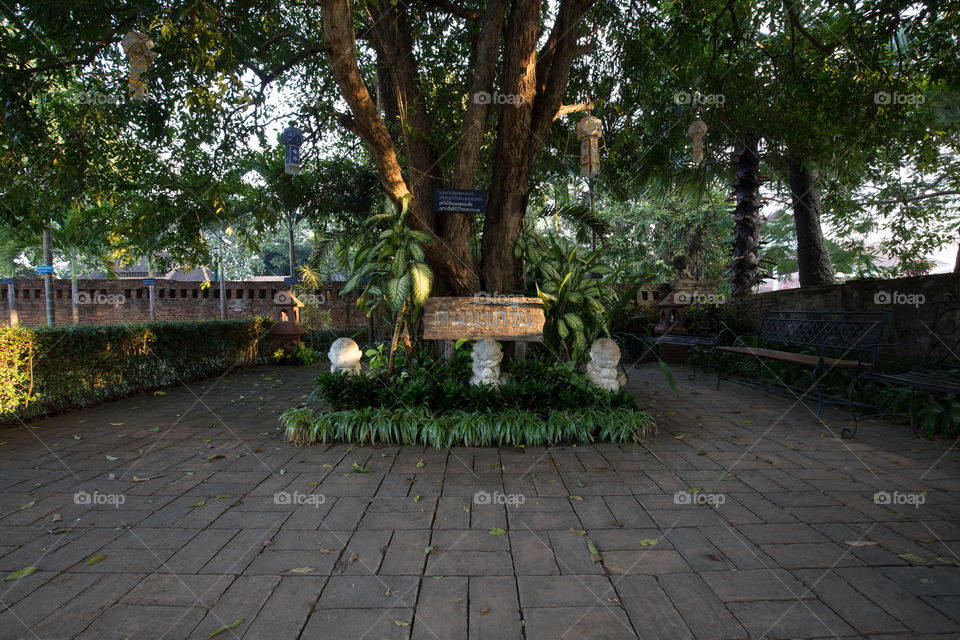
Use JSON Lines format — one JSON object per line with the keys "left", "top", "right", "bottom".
{"left": 716, "top": 310, "right": 887, "bottom": 426}
{"left": 848, "top": 293, "right": 960, "bottom": 437}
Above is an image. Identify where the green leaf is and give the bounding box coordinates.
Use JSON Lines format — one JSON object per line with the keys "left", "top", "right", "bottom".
{"left": 409, "top": 262, "right": 433, "bottom": 306}
{"left": 288, "top": 567, "right": 315, "bottom": 574}
{"left": 191, "top": 500, "right": 206, "bottom": 507}
{"left": 84, "top": 554, "right": 107, "bottom": 566}
{"left": 207, "top": 619, "right": 244, "bottom": 639}
{"left": 424, "top": 545, "right": 438, "bottom": 555}
{"left": 4, "top": 566, "right": 37, "bottom": 581}
{"left": 489, "top": 527, "right": 506, "bottom": 536}
{"left": 105, "top": 455, "right": 119, "bottom": 461}
{"left": 659, "top": 359, "right": 679, "bottom": 398}
{"left": 385, "top": 274, "right": 411, "bottom": 311}
{"left": 587, "top": 538, "right": 602, "bottom": 563}
{"left": 351, "top": 462, "right": 372, "bottom": 473}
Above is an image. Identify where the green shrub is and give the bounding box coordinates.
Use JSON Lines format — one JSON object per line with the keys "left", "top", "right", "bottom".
{"left": 0, "top": 317, "right": 272, "bottom": 422}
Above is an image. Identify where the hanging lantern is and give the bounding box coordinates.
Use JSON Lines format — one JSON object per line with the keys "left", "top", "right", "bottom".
{"left": 576, "top": 114, "right": 602, "bottom": 178}
{"left": 281, "top": 123, "right": 304, "bottom": 175}
{"left": 120, "top": 31, "right": 158, "bottom": 101}
{"left": 687, "top": 118, "right": 708, "bottom": 164}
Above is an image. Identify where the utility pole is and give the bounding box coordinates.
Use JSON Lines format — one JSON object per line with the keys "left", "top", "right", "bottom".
{"left": 218, "top": 229, "right": 226, "bottom": 320}
{"left": 42, "top": 222, "right": 54, "bottom": 327}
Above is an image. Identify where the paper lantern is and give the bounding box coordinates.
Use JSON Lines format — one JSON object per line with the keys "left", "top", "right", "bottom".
{"left": 281, "top": 123, "right": 304, "bottom": 175}
{"left": 120, "top": 31, "right": 158, "bottom": 101}
{"left": 687, "top": 119, "right": 708, "bottom": 164}
{"left": 576, "top": 115, "right": 602, "bottom": 178}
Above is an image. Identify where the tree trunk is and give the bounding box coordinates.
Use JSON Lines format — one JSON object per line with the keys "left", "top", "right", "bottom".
{"left": 788, "top": 155, "right": 834, "bottom": 287}
{"left": 954, "top": 229, "right": 959, "bottom": 273}
{"left": 42, "top": 224, "right": 54, "bottom": 327}
{"left": 731, "top": 141, "right": 764, "bottom": 297}
{"left": 218, "top": 233, "right": 226, "bottom": 320}
{"left": 7, "top": 255, "right": 18, "bottom": 327}
{"left": 320, "top": 0, "right": 593, "bottom": 298}
{"left": 147, "top": 257, "right": 155, "bottom": 322}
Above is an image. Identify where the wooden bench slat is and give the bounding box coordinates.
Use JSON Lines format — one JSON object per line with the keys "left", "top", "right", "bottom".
{"left": 717, "top": 346, "right": 865, "bottom": 368}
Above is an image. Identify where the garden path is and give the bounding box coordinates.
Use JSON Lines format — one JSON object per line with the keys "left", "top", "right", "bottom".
{"left": 0, "top": 363, "right": 957, "bottom": 639}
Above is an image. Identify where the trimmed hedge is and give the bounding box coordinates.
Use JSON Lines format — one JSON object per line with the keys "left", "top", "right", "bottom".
{"left": 1, "top": 318, "right": 272, "bottom": 422}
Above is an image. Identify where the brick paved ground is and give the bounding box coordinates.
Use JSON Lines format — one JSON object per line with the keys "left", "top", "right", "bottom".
{"left": 0, "top": 363, "right": 958, "bottom": 639}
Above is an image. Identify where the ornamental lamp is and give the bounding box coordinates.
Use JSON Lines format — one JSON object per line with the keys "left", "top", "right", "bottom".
{"left": 281, "top": 123, "right": 304, "bottom": 175}
{"left": 120, "top": 31, "right": 158, "bottom": 101}
{"left": 687, "top": 118, "right": 708, "bottom": 164}
{"left": 576, "top": 114, "right": 602, "bottom": 178}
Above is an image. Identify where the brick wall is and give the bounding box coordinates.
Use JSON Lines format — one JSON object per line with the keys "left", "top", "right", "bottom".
{"left": 0, "top": 278, "right": 371, "bottom": 332}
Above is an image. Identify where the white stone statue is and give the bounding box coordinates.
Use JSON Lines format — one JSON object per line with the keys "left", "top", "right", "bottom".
{"left": 329, "top": 337, "right": 363, "bottom": 375}
{"left": 470, "top": 339, "right": 506, "bottom": 387}
{"left": 586, "top": 338, "right": 627, "bottom": 392}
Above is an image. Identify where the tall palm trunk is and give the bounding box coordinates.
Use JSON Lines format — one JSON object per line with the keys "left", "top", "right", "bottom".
{"left": 731, "top": 141, "right": 764, "bottom": 297}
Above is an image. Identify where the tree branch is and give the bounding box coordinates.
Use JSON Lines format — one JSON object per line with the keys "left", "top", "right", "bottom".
{"left": 553, "top": 101, "right": 593, "bottom": 121}
{"left": 417, "top": 0, "right": 481, "bottom": 20}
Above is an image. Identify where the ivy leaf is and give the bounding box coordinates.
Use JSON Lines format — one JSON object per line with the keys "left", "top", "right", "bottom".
{"left": 5, "top": 566, "right": 37, "bottom": 581}
{"left": 207, "top": 619, "right": 243, "bottom": 639}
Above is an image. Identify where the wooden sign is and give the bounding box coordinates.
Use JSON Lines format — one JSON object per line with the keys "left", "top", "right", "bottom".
{"left": 423, "top": 296, "right": 545, "bottom": 342}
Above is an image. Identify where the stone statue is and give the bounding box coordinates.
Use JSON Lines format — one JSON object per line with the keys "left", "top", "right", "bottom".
{"left": 470, "top": 339, "right": 506, "bottom": 387}
{"left": 329, "top": 337, "right": 362, "bottom": 375}
{"left": 586, "top": 338, "right": 626, "bottom": 392}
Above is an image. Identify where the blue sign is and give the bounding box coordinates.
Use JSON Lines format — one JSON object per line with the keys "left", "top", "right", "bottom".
{"left": 142, "top": 278, "right": 157, "bottom": 286}
{"left": 35, "top": 265, "right": 54, "bottom": 274}
{"left": 434, "top": 189, "right": 487, "bottom": 213}
{"left": 1, "top": 278, "right": 14, "bottom": 284}
{"left": 283, "top": 275, "right": 299, "bottom": 285}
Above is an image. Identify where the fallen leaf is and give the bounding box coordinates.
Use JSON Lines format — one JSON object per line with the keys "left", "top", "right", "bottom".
{"left": 638, "top": 538, "right": 658, "bottom": 546}
{"left": 207, "top": 619, "right": 243, "bottom": 638}
{"left": 19, "top": 501, "right": 35, "bottom": 510}
{"left": 73, "top": 435, "right": 82, "bottom": 440}
{"left": 105, "top": 455, "right": 119, "bottom": 461}
{"left": 568, "top": 495, "right": 583, "bottom": 501}
{"left": 318, "top": 546, "right": 332, "bottom": 555}
{"left": 4, "top": 566, "right": 37, "bottom": 581}
{"left": 478, "top": 608, "right": 490, "bottom": 615}
{"left": 706, "top": 554, "right": 723, "bottom": 562}
{"left": 308, "top": 481, "right": 321, "bottom": 487}
{"left": 489, "top": 527, "right": 506, "bottom": 536}
{"left": 116, "top": 433, "right": 127, "bottom": 438}
{"left": 191, "top": 500, "right": 206, "bottom": 507}
{"left": 52, "top": 513, "right": 62, "bottom": 523}
{"left": 416, "top": 459, "right": 425, "bottom": 468}
{"left": 844, "top": 540, "right": 880, "bottom": 547}
{"left": 110, "top": 422, "right": 124, "bottom": 426}
{"left": 935, "top": 556, "right": 960, "bottom": 567}
{"left": 207, "top": 455, "right": 225, "bottom": 462}
{"left": 610, "top": 521, "right": 626, "bottom": 528}
{"left": 674, "top": 434, "right": 686, "bottom": 439}
{"left": 279, "top": 468, "right": 286, "bottom": 475}
{"left": 569, "top": 528, "right": 587, "bottom": 536}
{"left": 216, "top": 495, "right": 229, "bottom": 500}
{"left": 587, "top": 538, "right": 602, "bottom": 563}
{"left": 424, "top": 545, "right": 438, "bottom": 555}
{"left": 148, "top": 427, "right": 160, "bottom": 432}
{"left": 288, "top": 567, "right": 315, "bottom": 574}
{"left": 577, "top": 480, "right": 586, "bottom": 488}
{"left": 352, "top": 462, "right": 372, "bottom": 473}
{"left": 413, "top": 495, "right": 421, "bottom": 503}
{"left": 132, "top": 474, "right": 163, "bottom": 482}
{"left": 899, "top": 553, "right": 927, "bottom": 563}
{"left": 153, "top": 391, "right": 167, "bottom": 397}
{"left": 84, "top": 554, "right": 107, "bottom": 566}
{"left": 394, "top": 620, "right": 409, "bottom": 627}
{"left": 322, "top": 463, "right": 333, "bottom": 469}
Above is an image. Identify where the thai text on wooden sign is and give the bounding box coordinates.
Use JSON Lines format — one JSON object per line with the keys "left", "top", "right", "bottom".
{"left": 423, "top": 296, "right": 545, "bottom": 342}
